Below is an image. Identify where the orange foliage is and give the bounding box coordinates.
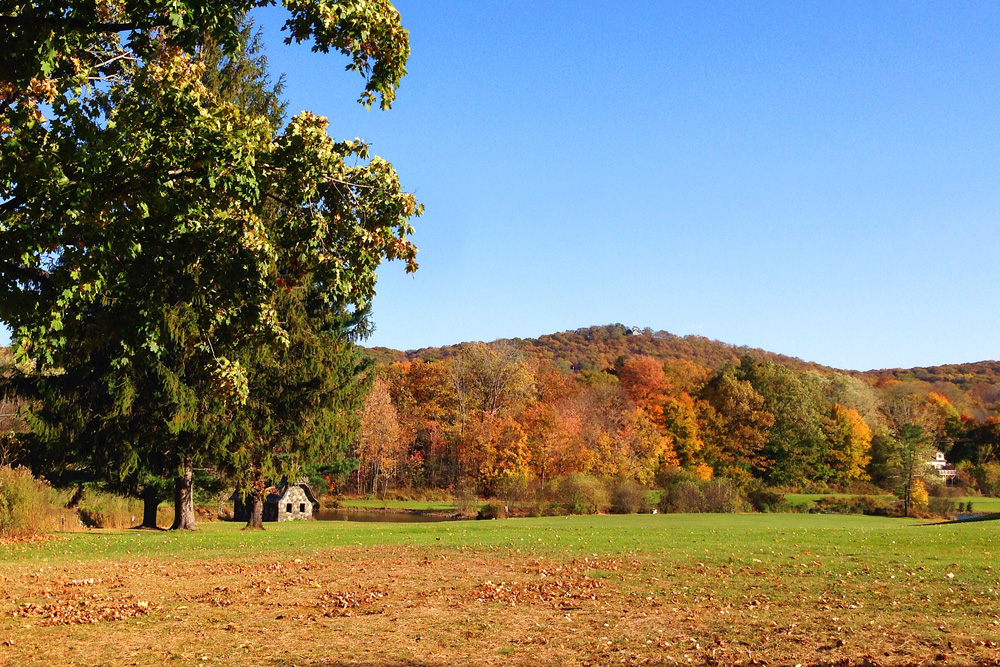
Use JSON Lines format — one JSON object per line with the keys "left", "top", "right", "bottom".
{"left": 617, "top": 355, "right": 669, "bottom": 411}
{"left": 692, "top": 464, "right": 714, "bottom": 481}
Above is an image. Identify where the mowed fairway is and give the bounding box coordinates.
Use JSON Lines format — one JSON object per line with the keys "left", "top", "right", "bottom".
{"left": 1, "top": 514, "right": 998, "bottom": 667}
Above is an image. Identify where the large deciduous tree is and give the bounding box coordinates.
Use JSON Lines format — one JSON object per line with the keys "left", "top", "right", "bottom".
{"left": 1, "top": 1, "right": 418, "bottom": 528}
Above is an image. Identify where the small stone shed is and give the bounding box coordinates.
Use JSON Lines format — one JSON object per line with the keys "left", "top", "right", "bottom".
{"left": 232, "top": 480, "right": 319, "bottom": 522}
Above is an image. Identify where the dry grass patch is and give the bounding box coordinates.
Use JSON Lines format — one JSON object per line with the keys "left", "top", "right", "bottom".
{"left": 1, "top": 515, "right": 999, "bottom": 666}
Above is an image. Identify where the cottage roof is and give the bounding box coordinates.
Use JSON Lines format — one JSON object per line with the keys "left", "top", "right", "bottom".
{"left": 232, "top": 479, "right": 319, "bottom": 505}
{"left": 265, "top": 480, "right": 318, "bottom": 506}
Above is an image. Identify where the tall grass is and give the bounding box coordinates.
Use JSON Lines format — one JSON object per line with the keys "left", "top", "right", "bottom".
{"left": 0, "top": 466, "right": 76, "bottom": 536}
{"left": 77, "top": 489, "right": 145, "bottom": 529}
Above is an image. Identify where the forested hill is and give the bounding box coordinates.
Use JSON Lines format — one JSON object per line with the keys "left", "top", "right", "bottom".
{"left": 368, "top": 324, "right": 1000, "bottom": 382}
{"left": 365, "top": 324, "right": 1000, "bottom": 417}
{"left": 865, "top": 361, "right": 1000, "bottom": 389}
{"left": 367, "top": 324, "right": 837, "bottom": 373}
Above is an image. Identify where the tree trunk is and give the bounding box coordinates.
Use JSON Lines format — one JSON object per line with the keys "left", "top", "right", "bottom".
{"left": 243, "top": 494, "right": 265, "bottom": 530}
{"left": 139, "top": 487, "right": 161, "bottom": 529}
{"left": 66, "top": 485, "right": 85, "bottom": 509}
{"left": 170, "top": 455, "right": 197, "bottom": 530}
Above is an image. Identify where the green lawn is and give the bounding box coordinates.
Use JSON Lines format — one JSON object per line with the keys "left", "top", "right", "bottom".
{"left": 5, "top": 511, "right": 996, "bottom": 574}
{"left": 954, "top": 496, "right": 1000, "bottom": 512}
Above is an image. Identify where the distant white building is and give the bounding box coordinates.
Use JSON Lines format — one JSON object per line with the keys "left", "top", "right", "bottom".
{"left": 927, "top": 451, "right": 957, "bottom": 481}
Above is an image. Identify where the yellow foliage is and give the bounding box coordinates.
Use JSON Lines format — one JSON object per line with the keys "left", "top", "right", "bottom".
{"left": 826, "top": 404, "right": 872, "bottom": 482}
{"left": 693, "top": 464, "right": 714, "bottom": 481}
{"left": 910, "top": 479, "right": 929, "bottom": 508}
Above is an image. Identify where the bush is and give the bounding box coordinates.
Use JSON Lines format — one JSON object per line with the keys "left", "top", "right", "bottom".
{"left": 781, "top": 501, "right": 810, "bottom": 513}
{"left": 810, "top": 495, "right": 896, "bottom": 517}
{"left": 476, "top": 503, "right": 502, "bottom": 520}
{"left": 546, "top": 474, "right": 609, "bottom": 515}
{"left": 0, "top": 466, "right": 50, "bottom": 536}
{"left": 968, "top": 463, "right": 1000, "bottom": 497}
{"left": 609, "top": 478, "right": 650, "bottom": 514}
{"left": 847, "top": 480, "right": 885, "bottom": 496}
{"left": 746, "top": 485, "right": 785, "bottom": 513}
{"left": 658, "top": 476, "right": 746, "bottom": 513}
{"left": 0, "top": 466, "right": 77, "bottom": 536}
{"left": 701, "top": 479, "right": 747, "bottom": 512}
{"left": 659, "top": 481, "right": 704, "bottom": 513}
{"left": 454, "top": 487, "right": 479, "bottom": 517}
{"left": 927, "top": 497, "right": 956, "bottom": 517}
{"left": 927, "top": 483, "right": 963, "bottom": 498}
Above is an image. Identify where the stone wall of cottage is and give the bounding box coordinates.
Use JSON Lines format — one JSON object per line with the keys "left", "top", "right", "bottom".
{"left": 277, "top": 486, "right": 314, "bottom": 521}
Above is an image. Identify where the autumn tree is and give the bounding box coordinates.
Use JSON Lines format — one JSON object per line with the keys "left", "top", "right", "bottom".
{"left": 895, "top": 423, "right": 931, "bottom": 517}
{"left": 823, "top": 404, "right": 873, "bottom": 486}
{"left": 661, "top": 392, "right": 704, "bottom": 466}
{"left": 699, "top": 367, "right": 774, "bottom": 480}
{"left": 616, "top": 355, "right": 669, "bottom": 413}
{"left": 382, "top": 360, "right": 457, "bottom": 488}
{"left": 451, "top": 342, "right": 535, "bottom": 425}
{"left": 355, "top": 377, "right": 406, "bottom": 497}
{"left": 737, "top": 357, "right": 827, "bottom": 485}
{"left": 460, "top": 413, "right": 530, "bottom": 497}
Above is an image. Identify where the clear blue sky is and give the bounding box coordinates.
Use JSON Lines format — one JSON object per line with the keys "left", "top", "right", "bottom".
{"left": 5, "top": 2, "right": 999, "bottom": 371}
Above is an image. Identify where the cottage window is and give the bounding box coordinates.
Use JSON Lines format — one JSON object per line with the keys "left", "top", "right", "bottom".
{"left": 286, "top": 503, "right": 292, "bottom": 513}
{"left": 299, "top": 503, "right": 306, "bottom": 512}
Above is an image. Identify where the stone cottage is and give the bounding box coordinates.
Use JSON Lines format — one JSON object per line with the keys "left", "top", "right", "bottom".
{"left": 232, "top": 480, "right": 318, "bottom": 522}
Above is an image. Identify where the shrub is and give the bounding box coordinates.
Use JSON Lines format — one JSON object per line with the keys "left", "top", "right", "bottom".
{"left": 0, "top": 466, "right": 77, "bottom": 536}
{"left": 927, "top": 497, "right": 955, "bottom": 517}
{"left": 746, "top": 485, "right": 785, "bottom": 513}
{"left": 800, "top": 481, "right": 834, "bottom": 494}
{"left": 927, "top": 483, "right": 963, "bottom": 498}
{"left": 701, "top": 479, "right": 747, "bottom": 513}
{"left": 609, "top": 478, "right": 650, "bottom": 514}
{"left": 657, "top": 472, "right": 747, "bottom": 513}
{"left": 968, "top": 463, "right": 1000, "bottom": 497}
{"left": 781, "top": 501, "right": 810, "bottom": 513}
{"left": 476, "top": 503, "right": 502, "bottom": 520}
{"left": 546, "top": 474, "right": 609, "bottom": 515}
{"left": 454, "top": 488, "right": 479, "bottom": 517}
{"left": 0, "top": 466, "right": 50, "bottom": 536}
{"left": 810, "top": 495, "right": 896, "bottom": 517}
{"left": 848, "top": 480, "right": 885, "bottom": 496}
{"left": 659, "top": 481, "right": 704, "bottom": 513}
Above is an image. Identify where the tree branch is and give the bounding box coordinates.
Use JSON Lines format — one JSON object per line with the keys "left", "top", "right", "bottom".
{"left": 0, "top": 16, "right": 166, "bottom": 33}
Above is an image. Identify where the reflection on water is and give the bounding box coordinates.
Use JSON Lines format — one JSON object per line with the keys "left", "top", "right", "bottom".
{"left": 314, "top": 509, "right": 456, "bottom": 523}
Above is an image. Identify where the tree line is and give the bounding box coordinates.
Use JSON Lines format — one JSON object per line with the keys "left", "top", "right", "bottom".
{"left": 350, "top": 334, "right": 1000, "bottom": 515}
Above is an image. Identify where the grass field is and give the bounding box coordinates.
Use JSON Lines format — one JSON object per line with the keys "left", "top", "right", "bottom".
{"left": 2, "top": 514, "right": 998, "bottom": 666}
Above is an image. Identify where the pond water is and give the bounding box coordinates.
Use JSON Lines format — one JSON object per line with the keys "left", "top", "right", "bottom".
{"left": 313, "top": 509, "right": 457, "bottom": 523}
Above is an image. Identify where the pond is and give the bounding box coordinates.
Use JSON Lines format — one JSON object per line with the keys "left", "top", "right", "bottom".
{"left": 313, "top": 509, "right": 459, "bottom": 523}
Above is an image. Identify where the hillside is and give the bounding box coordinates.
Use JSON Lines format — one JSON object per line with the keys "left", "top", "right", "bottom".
{"left": 366, "top": 323, "right": 836, "bottom": 373}
{"left": 369, "top": 323, "right": 1000, "bottom": 381}
{"left": 365, "top": 324, "right": 1000, "bottom": 418}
